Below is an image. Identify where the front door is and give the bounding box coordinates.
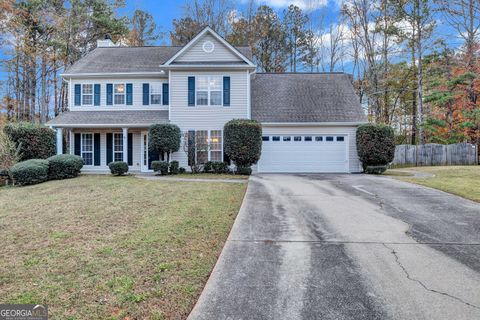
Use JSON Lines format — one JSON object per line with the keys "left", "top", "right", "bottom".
{"left": 140, "top": 131, "right": 161, "bottom": 172}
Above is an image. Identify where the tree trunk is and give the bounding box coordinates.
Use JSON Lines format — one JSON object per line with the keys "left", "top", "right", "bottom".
{"left": 416, "top": 2, "right": 425, "bottom": 144}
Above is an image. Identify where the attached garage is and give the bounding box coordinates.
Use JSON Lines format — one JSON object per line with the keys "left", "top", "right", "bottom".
{"left": 258, "top": 133, "right": 348, "bottom": 173}
{"left": 251, "top": 73, "right": 367, "bottom": 173}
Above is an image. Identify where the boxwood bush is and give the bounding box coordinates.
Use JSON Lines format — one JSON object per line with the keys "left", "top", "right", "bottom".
{"left": 108, "top": 161, "right": 129, "bottom": 176}
{"left": 151, "top": 161, "right": 169, "bottom": 175}
{"left": 204, "top": 161, "right": 230, "bottom": 174}
{"left": 4, "top": 122, "right": 56, "bottom": 161}
{"left": 356, "top": 124, "right": 395, "bottom": 173}
{"left": 47, "top": 154, "right": 84, "bottom": 180}
{"left": 169, "top": 160, "right": 180, "bottom": 175}
{"left": 224, "top": 119, "right": 262, "bottom": 167}
{"left": 236, "top": 165, "right": 252, "bottom": 176}
{"left": 11, "top": 159, "right": 50, "bottom": 185}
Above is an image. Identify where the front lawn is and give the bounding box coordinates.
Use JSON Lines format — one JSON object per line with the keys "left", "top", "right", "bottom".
{"left": 0, "top": 175, "right": 247, "bottom": 319}
{"left": 174, "top": 173, "right": 249, "bottom": 180}
{"left": 387, "top": 166, "right": 480, "bottom": 202}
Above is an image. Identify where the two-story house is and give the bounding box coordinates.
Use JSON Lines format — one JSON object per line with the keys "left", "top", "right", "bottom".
{"left": 47, "top": 27, "right": 366, "bottom": 173}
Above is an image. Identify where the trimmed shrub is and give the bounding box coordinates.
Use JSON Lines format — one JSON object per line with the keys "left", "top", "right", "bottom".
{"left": 169, "top": 160, "right": 180, "bottom": 175}
{"left": 203, "top": 161, "right": 214, "bottom": 173}
{"left": 178, "top": 167, "right": 186, "bottom": 174}
{"left": 224, "top": 119, "right": 262, "bottom": 167}
{"left": 236, "top": 166, "right": 252, "bottom": 176}
{"left": 151, "top": 161, "right": 169, "bottom": 175}
{"left": 214, "top": 162, "right": 230, "bottom": 174}
{"left": 47, "top": 154, "right": 84, "bottom": 180}
{"left": 148, "top": 124, "right": 181, "bottom": 161}
{"left": 356, "top": 124, "right": 395, "bottom": 172}
{"left": 108, "top": 161, "right": 128, "bottom": 176}
{"left": 11, "top": 159, "right": 49, "bottom": 185}
{"left": 364, "top": 165, "right": 388, "bottom": 174}
{"left": 4, "top": 122, "right": 55, "bottom": 161}
{"left": 204, "top": 161, "right": 230, "bottom": 174}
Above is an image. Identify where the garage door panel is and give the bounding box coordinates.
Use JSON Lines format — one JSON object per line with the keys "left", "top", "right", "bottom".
{"left": 258, "top": 135, "right": 348, "bottom": 173}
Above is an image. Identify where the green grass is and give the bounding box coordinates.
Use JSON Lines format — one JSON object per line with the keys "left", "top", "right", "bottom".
{"left": 0, "top": 175, "right": 247, "bottom": 319}
{"left": 174, "top": 173, "right": 249, "bottom": 180}
{"left": 389, "top": 166, "right": 480, "bottom": 202}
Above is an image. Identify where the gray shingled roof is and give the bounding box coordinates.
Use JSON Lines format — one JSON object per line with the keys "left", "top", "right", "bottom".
{"left": 65, "top": 46, "right": 253, "bottom": 74}
{"left": 251, "top": 73, "right": 366, "bottom": 123}
{"left": 47, "top": 110, "right": 169, "bottom": 127}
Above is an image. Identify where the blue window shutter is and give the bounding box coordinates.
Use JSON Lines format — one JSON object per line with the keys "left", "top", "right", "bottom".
{"left": 188, "top": 77, "right": 195, "bottom": 106}
{"left": 143, "top": 83, "right": 149, "bottom": 105}
{"left": 223, "top": 76, "right": 230, "bottom": 106}
{"left": 128, "top": 133, "right": 133, "bottom": 166}
{"left": 126, "top": 83, "right": 133, "bottom": 105}
{"left": 74, "top": 84, "right": 81, "bottom": 106}
{"left": 162, "top": 83, "right": 169, "bottom": 105}
{"left": 94, "top": 133, "right": 100, "bottom": 165}
{"left": 94, "top": 84, "right": 101, "bottom": 106}
{"left": 106, "top": 133, "right": 113, "bottom": 164}
{"left": 74, "top": 133, "right": 81, "bottom": 156}
{"left": 106, "top": 84, "right": 113, "bottom": 105}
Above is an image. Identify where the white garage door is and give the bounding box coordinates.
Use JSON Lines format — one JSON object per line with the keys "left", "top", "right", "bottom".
{"left": 258, "top": 134, "right": 349, "bottom": 173}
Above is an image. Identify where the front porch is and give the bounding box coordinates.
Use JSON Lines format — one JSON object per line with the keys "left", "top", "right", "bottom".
{"left": 54, "top": 127, "right": 156, "bottom": 172}
{"left": 47, "top": 110, "right": 171, "bottom": 173}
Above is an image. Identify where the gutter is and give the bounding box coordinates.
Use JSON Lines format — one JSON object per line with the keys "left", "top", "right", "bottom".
{"left": 261, "top": 121, "right": 368, "bottom": 127}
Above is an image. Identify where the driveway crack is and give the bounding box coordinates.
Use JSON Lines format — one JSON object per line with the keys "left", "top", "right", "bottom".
{"left": 383, "top": 243, "right": 480, "bottom": 310}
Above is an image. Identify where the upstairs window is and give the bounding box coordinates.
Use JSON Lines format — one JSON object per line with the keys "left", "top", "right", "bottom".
{"left": 82, "top": 84, "right": 93, "bottom": 105}
{"left": 114, "top": 84, "right": 125, "bottom": 105}
{"left": 196, "top": 76, "right": 222, "bottom": 106}
{"left": 150, "top": 85, "right": 162, "bottom": 105}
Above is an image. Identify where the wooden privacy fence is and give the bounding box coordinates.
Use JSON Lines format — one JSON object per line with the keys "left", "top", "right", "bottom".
{"left": 392, "top": 143, "right": 478, "bottom": 167}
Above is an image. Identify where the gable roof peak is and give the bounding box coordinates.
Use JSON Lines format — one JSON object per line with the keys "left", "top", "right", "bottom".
{"left": 163, "top": 26, "right": 255, "bottom": 67}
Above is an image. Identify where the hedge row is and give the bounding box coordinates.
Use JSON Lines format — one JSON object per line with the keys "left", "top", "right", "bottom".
{"left": 12, "top": 154, "right": 83, "bottom": 186}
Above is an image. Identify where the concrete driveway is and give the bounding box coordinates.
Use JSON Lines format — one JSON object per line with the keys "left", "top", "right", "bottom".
{"left": 188, "top": 174, "right": 480, "bottom": 320}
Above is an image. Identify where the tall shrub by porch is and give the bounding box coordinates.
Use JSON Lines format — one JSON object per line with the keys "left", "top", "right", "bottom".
{"left": 4, "top": 122, "right": 55, "bottom": 161}
{"left": 148, "top": 124, "right": 181, "bottom": 162}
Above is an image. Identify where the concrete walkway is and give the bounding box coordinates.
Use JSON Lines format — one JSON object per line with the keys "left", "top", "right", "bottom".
{"left": 189, "top": 174, "right": 480, "bottom": 320}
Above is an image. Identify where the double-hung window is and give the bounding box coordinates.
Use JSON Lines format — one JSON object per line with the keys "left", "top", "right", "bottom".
{"left": 113, "top": 133, "right": 123, "bottom": 162}
{"left": 81, "top": 133, "right": 93, "bottom": 165}
{"left": 82, "top": 84, "right": 93, "bottom": 105}
{"left": 192, "top": 130, "right": 223, "bottom": 164}
{"left": 210, "top": 130, "right": 222, "bottom": 162}
{"left": 196, "top": 76, "right": 222, "bottom": 106}
{"left": 195, "top": 130, "right": 209, "bottom": 164}
{"left": 114, "top": 84, "right": 125, "bottom": 105}
{"left": 150, "top": 85, "right": 162, "bottom": 105}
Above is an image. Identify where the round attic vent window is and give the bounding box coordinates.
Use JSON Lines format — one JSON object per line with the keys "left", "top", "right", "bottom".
{"left": 202, "top": 41, "right": 215, "bottom": 53}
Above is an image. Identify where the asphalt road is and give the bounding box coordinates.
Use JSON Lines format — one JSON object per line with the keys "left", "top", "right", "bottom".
{"left": 188, "top": 174, "right": 480, "bottom": 320}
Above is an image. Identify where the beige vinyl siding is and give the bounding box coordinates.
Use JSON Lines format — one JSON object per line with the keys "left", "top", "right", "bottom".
{"left": 69, "top": 77, "right": 168, "bottom": 111}
{"left": 256, "top": 125, "right": 362, "bottom": 173}
{"left": 70, "top": 129, "right": 143, "bottom": 171}
{"left": 175, "top": 34, "right": 242, "bottom": 63}
{"left": 169, "top": 70, "right": 249, "bottom": 169}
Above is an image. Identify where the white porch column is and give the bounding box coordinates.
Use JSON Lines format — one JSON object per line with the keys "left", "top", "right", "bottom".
{"left": 122, "top": 128, "right": 128, "bottom": 163}
{"left": 56, "top": 128, "right": 63, "bottom": 155}
{"left": 69, "top": 129, "right": 74, "bottom": 154}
